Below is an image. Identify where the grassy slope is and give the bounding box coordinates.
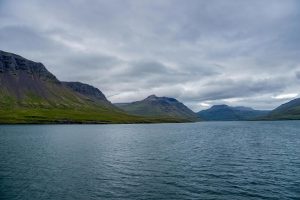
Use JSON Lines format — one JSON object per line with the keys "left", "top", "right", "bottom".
{"left": 0, "top": 108, "right": 188, "bottom": 124}
{"left": 0, "top": 92, "right": 187, "bottom": 124}
{"left": 263, "top": 106, "right": 300, "bottom": 120}
{"left": 260, "top": 98, "right": 300, "bottom": 120}
{"left": 118, "top": 103, "right": 169, "bottom": 116}
{"left": 0, "top": 51, "right": 191, "bottom": 124}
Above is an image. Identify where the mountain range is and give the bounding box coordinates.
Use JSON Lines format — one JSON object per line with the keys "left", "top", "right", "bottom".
{"left": 0, "top": 50, "right": 193, "bottom": 123}
{"left": 1, "top": 49, "right": 300, "bottom": 123}
{"left": 197, "top": 105, "right": 270, "bottom": 121}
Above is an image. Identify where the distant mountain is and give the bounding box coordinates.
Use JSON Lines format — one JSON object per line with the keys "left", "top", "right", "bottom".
{"left": 266, "top": 98, "right": 300, "bottom": 120}
{"left": 197, "top": 105, "right": 269, "bottom": 121}
{"left": 0, "top": 50, "right": 181, "bottom": 123}
{"left": 115, "top": 95, "right": 199, "bottom": 121}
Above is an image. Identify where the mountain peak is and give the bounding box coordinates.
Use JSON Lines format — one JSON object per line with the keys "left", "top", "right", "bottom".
{"left": 116, "top": 95, "right": 198, "bottom": 121}
{"left": 211, "top": 104, "right": 230, "bottom": 109}
{"left": 145, "top": 94, "right": 158, "bottom": 100}
{"left": 144, "top": 95, "right": 179, "bottom": 103}
{"left": 0, "top": 50, "right": 58, "bottom": 82}
{"left": 210, "top": 105, "right": 254, "bottom": 111}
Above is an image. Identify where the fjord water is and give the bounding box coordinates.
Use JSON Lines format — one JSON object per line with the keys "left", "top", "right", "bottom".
{"left": 1, "top": 122, "right": 300, "bottom": 200}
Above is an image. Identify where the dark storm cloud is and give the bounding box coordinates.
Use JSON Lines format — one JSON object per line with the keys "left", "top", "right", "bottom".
{"left": 1, "top": 0, "right": 300, "bottom": 111}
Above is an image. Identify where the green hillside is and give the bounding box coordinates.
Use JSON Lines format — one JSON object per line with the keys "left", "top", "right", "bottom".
{"left": 264, "top": 98, "right": 300, "bottom": 120}
{"left": 0, "top": 50, "right": 185, "bottom": 124}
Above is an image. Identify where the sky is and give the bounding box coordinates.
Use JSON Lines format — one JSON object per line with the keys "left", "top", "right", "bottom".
{"left": 1, "top": 0, "right": 300, "bottom": 111}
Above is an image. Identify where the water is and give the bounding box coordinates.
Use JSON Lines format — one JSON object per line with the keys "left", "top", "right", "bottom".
{"left": 1, "top": 121, "right": 300, "bottom": 200}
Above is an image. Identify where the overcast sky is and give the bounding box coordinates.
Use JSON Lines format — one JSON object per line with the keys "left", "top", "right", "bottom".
{"left": 1, "top": 0, "right": 300, "bottom": 111}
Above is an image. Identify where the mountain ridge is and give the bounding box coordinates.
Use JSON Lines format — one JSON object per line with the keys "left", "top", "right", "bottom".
{"left": 62, "top": 81, "right": 112, "bottom": 106}
{"left": 2, "top": 49, "right": 300, "bottom": 122}
{"left": 197, "top": 104, "right": 269, "bottom": 121}
{"left": 115, "top": 95, "right": 199, "bottom": 121}
{"left": 0, "top": 50, "right": 185, "bottom": 123}
{"left": 265, "top": 98, "right": 300, "bottom": 120}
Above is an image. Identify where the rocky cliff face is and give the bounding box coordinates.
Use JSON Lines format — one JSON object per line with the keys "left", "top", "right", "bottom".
{"left": 0, "top": 50, "right": 58, "bottom": 82}
{"left": 0, "top": 50, "right": 111, "bottom": 109}
{"left": 0, "top": 50, "right": 64, "bottom": 102}
{"left": 144, "top": 95, "right": 178, "bottom": 103}
{"left": 63, "top": 81, "right": 109, "bottom": 102}
{"left": 0, "top": 50, "right": 195, "bottom": 123}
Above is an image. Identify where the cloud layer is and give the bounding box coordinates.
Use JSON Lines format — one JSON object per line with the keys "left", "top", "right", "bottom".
{"left": 1, "top": 0, "right": 300, "bottom": 111}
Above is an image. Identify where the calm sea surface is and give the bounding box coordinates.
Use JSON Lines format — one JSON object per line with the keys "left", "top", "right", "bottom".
{"left": 1, "top": 122, "right": 300, "bottom": 200}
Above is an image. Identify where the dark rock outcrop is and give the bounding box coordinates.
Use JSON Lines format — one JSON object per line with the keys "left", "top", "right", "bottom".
{"left": 0, "top": 50, "right": 197, "bottom": 123}
{"left": 0, "top": 50, "right": 58, "bottom": 82}
{"left": 0, "top": 50, "right": 111, "bottom": 109}
{"left": 63, "top": 81, "right": 108, "bottom": 102}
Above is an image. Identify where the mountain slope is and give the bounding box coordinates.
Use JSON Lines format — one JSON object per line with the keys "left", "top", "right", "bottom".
{"left": 0, "top": 50, "right": 182, "bottom": 123}
{"left": 266, "top": 98, "right": 300, "bottom": 120}
{"left": 63, "top": 81, "right": 113, "bottom": 106}
{"left": 197, "top": 105, "right": 269, "bottom": 121}
{"left": 1, "top": 51, "right": 91, "bottom": 104}
{"left": 0, "top": 50, "right": 111, "bottom": 108}
{"left": 115, "top": 95, "right": 199, "bottom": 121}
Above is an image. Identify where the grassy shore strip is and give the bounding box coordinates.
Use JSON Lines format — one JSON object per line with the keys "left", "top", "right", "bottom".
{"left": 0, "top": 108, "right": 196, "bottom": 124}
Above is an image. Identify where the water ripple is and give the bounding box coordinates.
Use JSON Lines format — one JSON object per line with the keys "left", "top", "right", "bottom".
{"left": 1, "top": 121, "right": 300, "bottom": 199}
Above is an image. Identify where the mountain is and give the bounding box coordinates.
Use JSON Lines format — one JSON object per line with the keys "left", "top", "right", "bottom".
{"left": 62, "top": 81, "right": 112, "bottom": 106}
{"left": 197, "top": 105, "right": 269, "bottom": 121}
{"left": 0, "top": 50, "right": 182, "bottom": 124}
{"left": 115, "top": 95, "right": 199, "bottom": 122}
{"left": 266, "top": 98, "right": 300, "bottom": 120}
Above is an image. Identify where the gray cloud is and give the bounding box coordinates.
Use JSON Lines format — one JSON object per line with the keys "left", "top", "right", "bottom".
{"left": 296, "top": 71, "right": 300, "bottom": 80}
{"left": 1, "top": 0, "right": 300, "bottom": 111}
